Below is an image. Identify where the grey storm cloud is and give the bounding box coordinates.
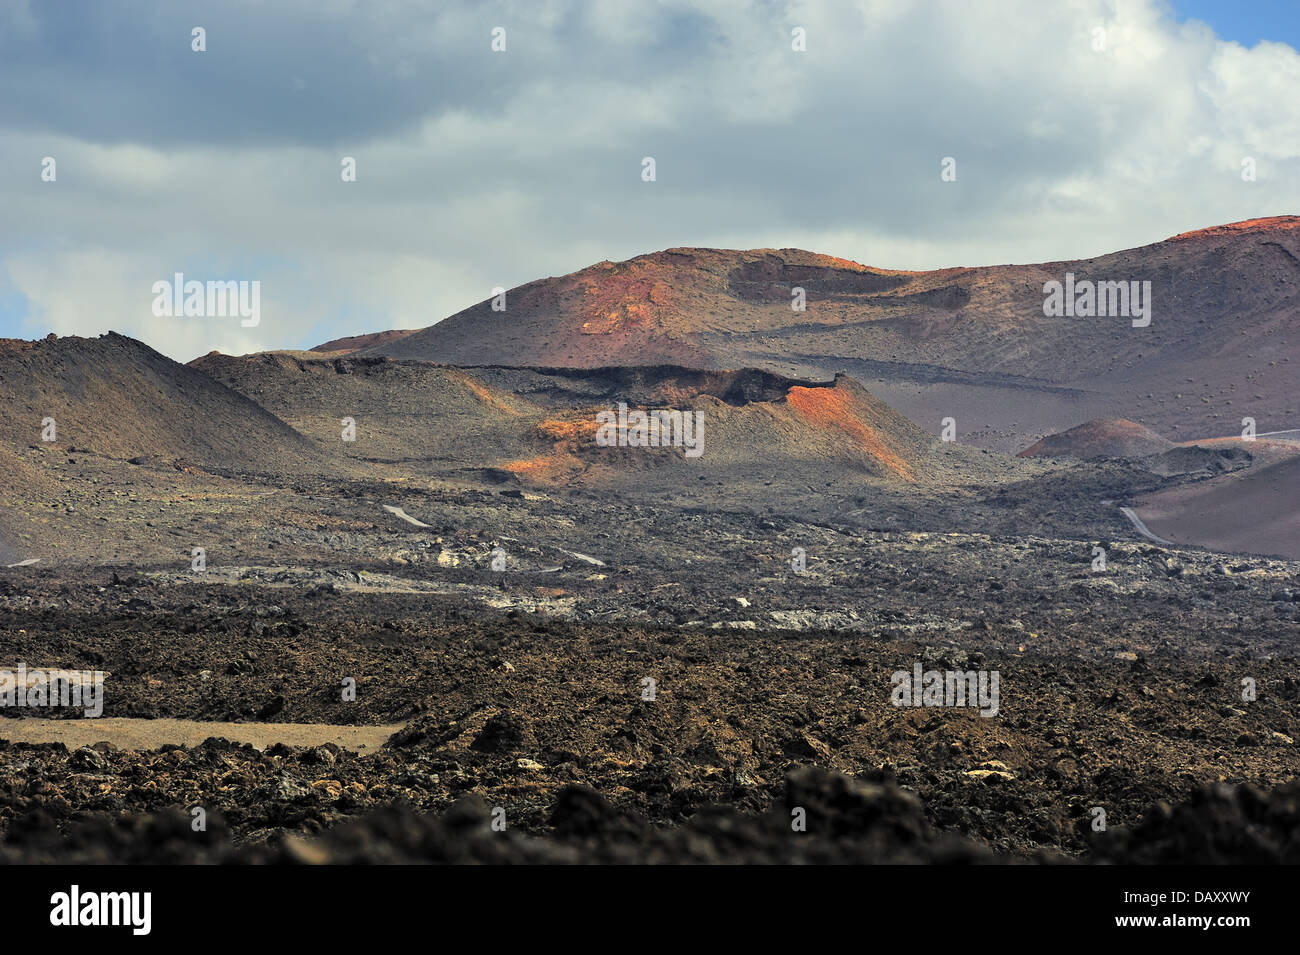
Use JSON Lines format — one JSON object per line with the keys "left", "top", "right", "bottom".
{"left": 0, "top": 0, "right": 722, "bottom": 147}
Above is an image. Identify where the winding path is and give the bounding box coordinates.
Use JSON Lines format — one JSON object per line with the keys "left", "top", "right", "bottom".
{"left": 1117, "top": 505, "right": 1174, "bottom": 546}
{"left": 382, "top": 504, "right": 432, "bottom": 528}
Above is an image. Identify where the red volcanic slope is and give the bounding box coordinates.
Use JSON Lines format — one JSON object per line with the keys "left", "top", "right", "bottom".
{"left": 360, "top": 216, "right": 1300, "bottom": 373}
{"left": 357, "top": 247, "right": 921, "bottom": 367}
{"left": 1167, "top": 216, "right": 1300, "bottom": 242}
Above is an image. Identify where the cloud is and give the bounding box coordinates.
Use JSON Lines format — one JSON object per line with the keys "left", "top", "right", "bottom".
{"left": 6, "top": 248, "right": 267, "bottom": 358}
{"left": 3, "top": 0, "right": 1298, "bottom": 360}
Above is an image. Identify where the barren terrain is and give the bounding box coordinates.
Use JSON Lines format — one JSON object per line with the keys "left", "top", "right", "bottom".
{"left": 0, "top": 220, "right": 1296, "bottom": 863}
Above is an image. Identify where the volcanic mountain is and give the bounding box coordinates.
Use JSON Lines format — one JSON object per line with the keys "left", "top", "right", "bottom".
{"left": 191, "top": 353, "right": 1010, "bottom": 489}
{"left": 1018, "top": 418, "right": 1175, "bottom": 460}
{"left": 0, "top": 333, "right": 321, "bottom": 473}
{"left": 354, "top": 217, "right": 1300, "bottom": 450}
{"left": 0, "top": 333, "right": 337, "bottom": 565}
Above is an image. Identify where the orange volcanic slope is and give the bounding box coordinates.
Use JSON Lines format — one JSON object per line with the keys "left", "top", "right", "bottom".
{"left": 358, "top": 247, "right": 918, "bottom": 368}
{"left": 493, "top": 372, "right": 938, "bottom": 487}
{"left": 1167, "top": 216, "right": 1300, "bottom": 242}
{"left": 785, "top": 383, "right": 916, "bottom": 479}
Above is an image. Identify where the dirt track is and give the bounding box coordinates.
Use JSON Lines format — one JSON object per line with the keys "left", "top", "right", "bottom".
{"left": 0, "top": 717, "right": 399, "bottom": 752}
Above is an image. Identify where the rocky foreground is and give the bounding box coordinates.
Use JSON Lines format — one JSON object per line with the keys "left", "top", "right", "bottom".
{"left": 0, "top": 552, "right": 1296, "bottom": 863}
{"left": 5, "top": 755, "right": 1299, "bottom": 864}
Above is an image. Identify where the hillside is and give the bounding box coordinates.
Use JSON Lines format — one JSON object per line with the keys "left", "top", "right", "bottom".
{"left": 1018, "top": 418, "right": 1176, "bottom": 459}
{"left": 1135, "top": 454, "right": 1300, "bottom": 560}
{"left": 0, "top": 333, "right": 322, "bottom": 474}
{"left": 310, "top": 329, "right": 418, "bottom": 354}
{"left": 190, "top": 351, "right": 541, "bottom": 471}
{"left": 191, "top": 354, "right": 1015, "bottom": 489}
{"left": 356, "top": 217, "right": 1300, "bottom": 449}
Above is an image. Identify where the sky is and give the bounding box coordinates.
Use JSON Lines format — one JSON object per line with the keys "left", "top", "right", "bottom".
{"left": 1171, "top": 0, "right": 1299, "bottom": 50}
{"left": 2, "top": 0, "right": 1298, "bottom": 361}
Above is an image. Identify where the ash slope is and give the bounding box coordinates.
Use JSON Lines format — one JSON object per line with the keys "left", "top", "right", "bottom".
{"left": 1019, "top": 416, "right": 1300, "bottom": 558}
{"left": 1018, "top": 418, "right": 1175, "bottom": 460}
{"left": 1137, "top": 454, "right": 1300, "bottom": 560}
{"left": 0, "top": 333, "right": 323, "bottom": 474}
{"left": 355, "top": 217, "right": 1300, "bottom": 449}
{"left": 190, "top": 353, "right": 1021, "bottom": 489}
